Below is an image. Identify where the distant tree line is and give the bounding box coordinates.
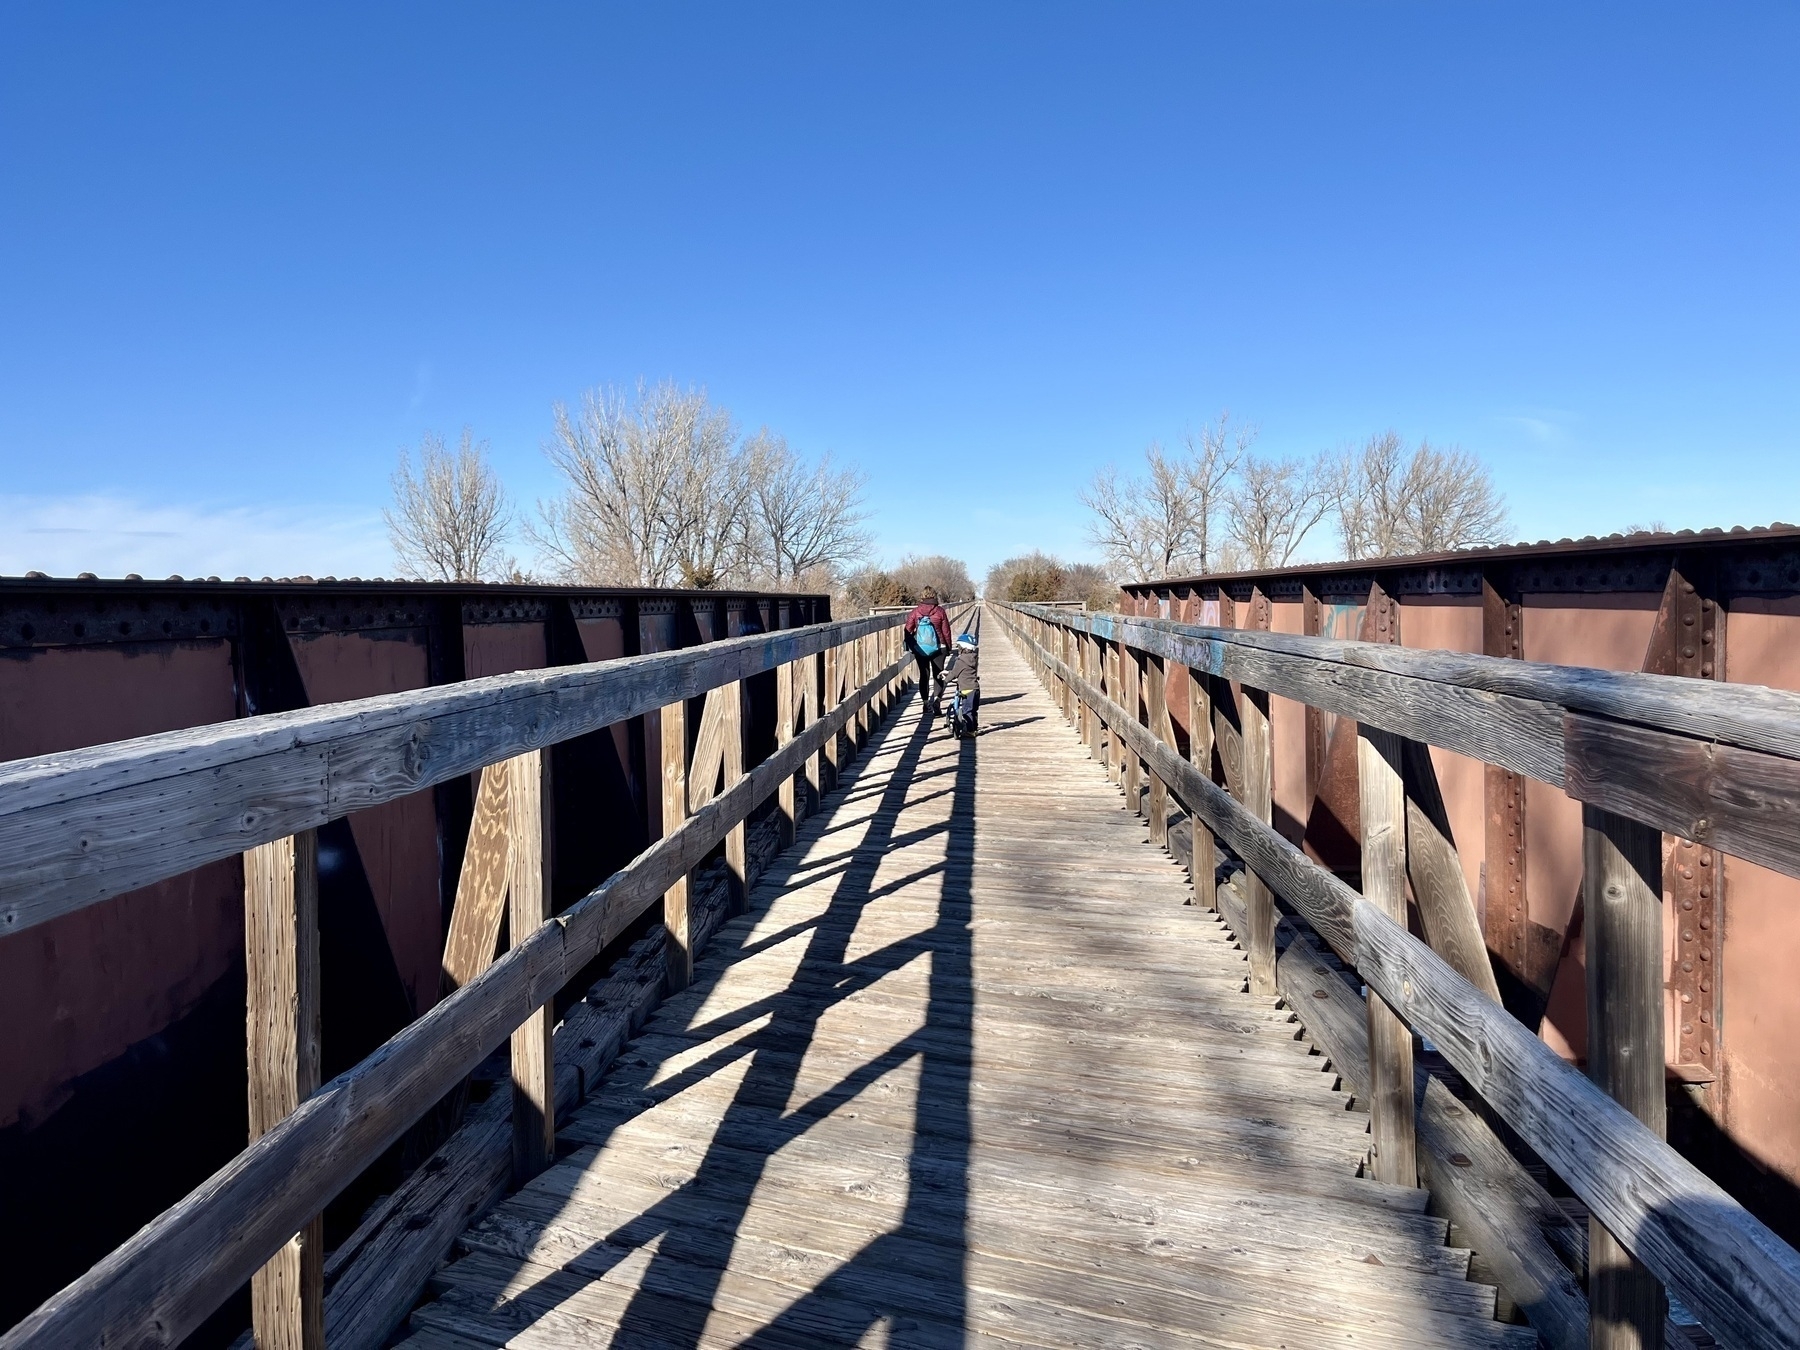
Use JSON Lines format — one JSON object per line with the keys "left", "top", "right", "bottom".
{"left": 385, "top": 381, "right": 878, "bottom": 595}
{"left": 983, "top": 553, "right": 1116, "bottom": 609}
{"left": 1082, "top": 414, "right": 1510, "bottom": 580}
{"left": 842, "top": 555, "right": 976, "bottom": 610}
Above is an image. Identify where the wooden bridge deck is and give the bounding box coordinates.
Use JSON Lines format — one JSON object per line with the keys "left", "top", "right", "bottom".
{"left": 398, "top": 621, "right": 1533, "bottom": 1349}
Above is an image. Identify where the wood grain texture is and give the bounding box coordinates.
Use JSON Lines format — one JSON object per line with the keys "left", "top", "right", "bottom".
{"left": 440, "top": 762, "right": 511, "bottom": 996}
{"left": 1359, "top": 726, "right": 1418, "bottom": 1188}
{"left": 1187, "top": 663, "right": 1219, "bottom": 908}
{"left": 1564, "top": 710, "right": 1800, "bottom": 883}
{"left": 1401, "top": 738, "right": 1504, "bottom": 1004}
{"left": 1030, "top": 603, "right": 1800, "bottom": 765}
{"left": 0, "top": 645, "right": 914, "bottom": 1350}
{"left": 244, "top": 830, "right": 323, "bottom": 1350}
{"left": 1585, "top": 805, "right": 1668, "bottom": 1350}
{"left": 1270, "top": 918, "right": 1593, "bottom": 1350}
{"left": 1146, "top": 653, "right": 1171, "bottom": 847}
{"left": 314, "top": 739, "right": 851, "bottom": 1350}
{"left": 1415, "top": 1077, "right": 1591, "bottom": 1350}
{"left": 721, "top": 679, "right": 746, "bottom": 916}
{"left": 995, "top": 604, "right": 1800, "bottom": 1350}
{"left": 1024, "top": 604, "right": 1566, "bottom": 784}
{"left": 0, "top": 611, "right": 906, "bottom": 936}
{"left": 661, "top": 695, "right": 692, "bottom": 994}
{"left": 1241, "top": 686, "right": 1277, "bottom": 996}
{"left": 507, "top": 750, "right": 555, "bottom": 1184}
{"left": 775, "top": 660, "right": 796, "bottom": 848}
{"left": 803, "top": 650, "right": 822, "bottom": 803}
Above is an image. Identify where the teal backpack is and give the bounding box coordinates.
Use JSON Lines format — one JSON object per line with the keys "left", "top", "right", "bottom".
{"left": 915, "top": 616, "right": 940, "bottom": 655}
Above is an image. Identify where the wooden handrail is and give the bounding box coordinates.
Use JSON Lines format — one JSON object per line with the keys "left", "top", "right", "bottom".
{"left": 1012, "top": 602, "right": 1800, "bottom": 883}
{"left": 0, "top": 611, "right": 903, "bottom": 936}
{"left": 0, "top": 619, "right": 912, "bottom": 1350}
{"left": 996, "top": 602, "right": 1800, "bottom": 1350}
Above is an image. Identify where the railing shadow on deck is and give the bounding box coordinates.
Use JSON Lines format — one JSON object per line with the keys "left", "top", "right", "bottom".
{"left": 994, "top": 598, "right": 1800, "bottom": 1350}
{"left": 475, "top": 681, "right": 979, "bottom": 1345}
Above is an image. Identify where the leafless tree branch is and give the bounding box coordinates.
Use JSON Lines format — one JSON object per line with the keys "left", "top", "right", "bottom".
{"left": 384, "top": 428, "right": 513, "bottom": 581}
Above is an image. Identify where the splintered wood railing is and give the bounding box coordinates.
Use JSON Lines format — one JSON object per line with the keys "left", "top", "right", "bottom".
{"left": 995, "top": 601, "right": 1800, "bottom": 1350}
{"left": 0, "top": 610, "right": 917, "bottom": 1350}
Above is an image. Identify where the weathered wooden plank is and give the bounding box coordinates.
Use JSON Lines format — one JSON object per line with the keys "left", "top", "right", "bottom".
{"left": 1359, "top": 725, "right": 1417, "bottom": 1188}
{"left": 439, "top": 761, "right": 511, "bottom": 996}
{"left": 0, "top": 645, "right": 913, "bottom": 1350}
{"left": 1022, "top": 604, "right": 1567, "bottom": 784}
{"left": 1241, "top": 685, "right": 1277, "bottom": 996}
{"left": 1416, "top": 1076, "right": 1592, "bottom": 1350}
{"left": 996, "top": 605, "right": 1800, "bottom": 1350}
{"left": 685, "top": 683, "right": 731, "bottom": 809}
{"left": 1146, "top": 652, "right": 1171, "bottom": 846}
{"left": 1401, "top": 737, "right": 1504, "bottom": 1004}
{"left": 1026, "top": 602, "right": 1800, "bottom": 767}
{"left": 721, "top": 681, "right": 746, "bottom": 915}
{"left": 1585, "top": 804, "right": 1668, "bottom": 1349}
{"left": 1564, "top": 709, "right": 1800, "bottom": 883}
{"left": 0, "top": 611, "right": 905, "bottom": 936}
{"left": 660, "top": 693, "right": 692, "bottom": 994}
{"left": 506, "top": 749, "right": 554, "bottom": 1184}
{"left": 775, "top": 659, "right": 796, "bottom": 848}
{"left": 243, "top": 830, "right": 323, "bottom": 1350}
{"left": 1188, "top": 662, "right": 1219, "bottom": 906}
{"left": 1276, "top": 930, "right": 1593, "bottom": 1350}
{"left": 803, "top": 648, "right": 822, "bottom": 804}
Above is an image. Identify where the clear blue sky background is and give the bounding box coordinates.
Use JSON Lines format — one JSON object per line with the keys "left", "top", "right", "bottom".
{"left": 3, "top": 4, "right": 1797, "bottom": 583}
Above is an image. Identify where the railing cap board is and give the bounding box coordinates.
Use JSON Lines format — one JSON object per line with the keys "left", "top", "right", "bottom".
{"left": 0, "top": 612, "right": 903, "bottom": 936}
{"left": 1013, "top": 602, "right": 1800, "bottom": 765}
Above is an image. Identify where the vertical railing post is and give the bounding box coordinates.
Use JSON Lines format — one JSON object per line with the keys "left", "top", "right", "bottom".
{"left": 1123, "top": 643, "right": 1143, "bottom": 815}
{"left": 1085, "top": 632, "right": 1102, "bottom": 762}
{"left": 245, "top": 829, "right": 323, "bottom": 1350}
{"left": 1104, "top": 641, "right": 1122, "bottom": 785}
{"left": 722, "top": 680, "right": 747, "bottom": 915}
{"left": 1057, "top": 625, "right": 1072, "bottom": 722}
{"left": 823, "top": 642, "right": 841, "bottom": 788}
{"left": 776, "top": 658, "right": 797, "bottom": 848}
{"left": 1241, "top": 685, "right": 1277, "bottom": 994}
{"left": 1145, "top": 653, "right": 1171, "bottom": 848}
{"left": 805, "top": 648, "right": 823, "bottom": 806}
{"left": 661, "top": 697, "right": 692, "bottom": 992}
{"left": 850, "top": 634, "right": 865, "bottom": 747}
{"left": 508, "top": 747, "right": 555, "bottom": 1183}
{"left": 1357, "top": 725, "right": 1418, "bottom": 1187}
{"left": 1584, "top": 806, "right": 1667, "bottom": 1350}
{"left": 1188, "top": 667, "right": 1218, "bottom": 908}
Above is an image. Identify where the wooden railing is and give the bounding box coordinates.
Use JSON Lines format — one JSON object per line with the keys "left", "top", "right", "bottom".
{"left": 0, "top": 611, "right": 917, "bottom": 1350}
{"left": 994, "top": 600, "right": 1800, "bottom": 1350}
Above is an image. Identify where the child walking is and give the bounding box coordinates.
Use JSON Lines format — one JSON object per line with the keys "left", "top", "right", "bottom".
{"left": 943, "top": 631, "right": 980, "bottom": 738}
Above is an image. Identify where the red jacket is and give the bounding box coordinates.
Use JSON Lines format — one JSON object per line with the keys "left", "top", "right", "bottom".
{"left": 904, "top": 602, "right": 951, "bottom": 655}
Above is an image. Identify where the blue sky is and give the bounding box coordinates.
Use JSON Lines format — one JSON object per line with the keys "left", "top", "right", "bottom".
{"left": 3, "top": 4, "right": 1797, "bottom": 582}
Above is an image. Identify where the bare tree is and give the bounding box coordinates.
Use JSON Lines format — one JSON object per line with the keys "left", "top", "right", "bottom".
{"left": 1082, "top": 415, "right": 1252, "bottom": 581}
{"left": 1407, "top": 442, "right": 1509, "bottom": 553}
{"left": 741, "top": 430, "right": 873, "bottom": 584}
{"left": 1223, "top": 453, "right": 1331, "bottom": 570}
{"left": 843, "top": 554, "right": 975, "bottom": 612}
{"left": 985, "top": 551, "right": 1117, "bottom": 608}
{"left": 533, "top": 381, "right": 742, "bottom": 587}
{"left": 1329, "top": 431, "right": 1510, "bottom": 559}
{"left": 385, "top": 429, "right": 513, "bottom": 581}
